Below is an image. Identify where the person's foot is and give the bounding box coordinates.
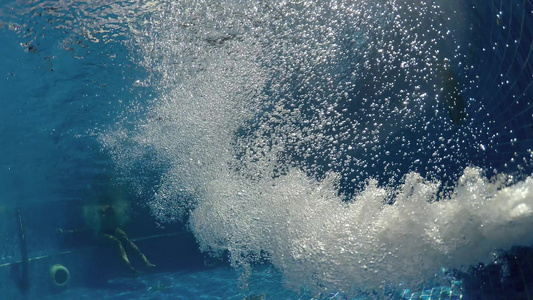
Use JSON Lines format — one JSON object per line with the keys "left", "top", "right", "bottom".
{"left": 145, "top": 262, "right": 156, "bottom": 269}
{"left": 142, "top": 257, "right": 156, "bottom": 269}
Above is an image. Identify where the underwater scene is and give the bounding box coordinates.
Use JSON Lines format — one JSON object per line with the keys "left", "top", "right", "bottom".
{"left": 1, "top": 0, "right": 533, "bottom": 299}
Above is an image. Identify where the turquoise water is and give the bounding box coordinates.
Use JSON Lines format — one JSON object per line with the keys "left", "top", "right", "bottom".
{"left": 1, "top": 0, "right": 533, "bottom": 299}
{"left": 45, "top": 266, "right": 305, "bottom": 300}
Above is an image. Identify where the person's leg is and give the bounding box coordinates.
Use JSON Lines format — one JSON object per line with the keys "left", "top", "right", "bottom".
{"left": 98, "top": 232, "right": 138, "bottom": 274}
{"left": 114, "top": 228, "right": 155, "bottom": 268}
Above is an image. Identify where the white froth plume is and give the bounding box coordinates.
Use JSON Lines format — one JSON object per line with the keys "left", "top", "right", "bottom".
{"left": 99, "top": 0, "right": 533, "bottom": 296}
{"left": 189, "top": 167, "right": 533, "bottom": 293}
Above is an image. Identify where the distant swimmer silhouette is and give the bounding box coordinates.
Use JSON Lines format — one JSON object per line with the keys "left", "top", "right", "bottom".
{"left": 58, "top": 204, "right": 155, "bottom": 276}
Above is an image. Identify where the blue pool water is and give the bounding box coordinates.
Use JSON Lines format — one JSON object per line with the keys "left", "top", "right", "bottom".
{"left": 1, "top": 0, "right": 533, "bottom": 299}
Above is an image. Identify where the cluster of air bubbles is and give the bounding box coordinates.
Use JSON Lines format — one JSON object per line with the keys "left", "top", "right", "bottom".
{"left": 99, "top": 0, "right": 533, "bottom": 296}
{"left": 189, "top": 167, "right": 533, "bottom": 294}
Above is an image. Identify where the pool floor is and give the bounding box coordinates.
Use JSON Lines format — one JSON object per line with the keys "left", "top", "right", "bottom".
{"left": 40, "top": 265, "right": 465, "bottom": 300}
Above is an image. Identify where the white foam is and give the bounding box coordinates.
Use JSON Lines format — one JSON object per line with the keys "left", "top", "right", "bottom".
{"left": 99, "top": 0, "right": 533, "bottom": 296}
{"left": 189, "top": 167, "right": 533, "bottom": 293}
